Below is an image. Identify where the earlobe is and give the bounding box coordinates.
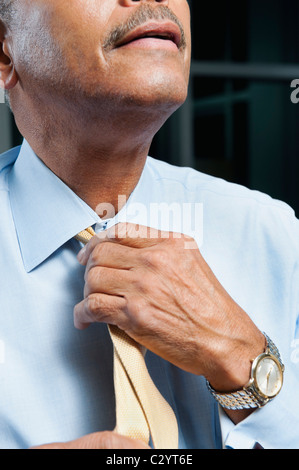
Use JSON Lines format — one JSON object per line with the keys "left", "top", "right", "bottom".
{"left": 2, "top": 63, "right": 18, "bottom": 90}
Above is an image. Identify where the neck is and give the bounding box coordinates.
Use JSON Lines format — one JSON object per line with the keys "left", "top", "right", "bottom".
{"left": 15, "top": 98, "right": 165, "bottom": 214}
{"left": 36, "top": 137, "right": 151, "bottom": 215}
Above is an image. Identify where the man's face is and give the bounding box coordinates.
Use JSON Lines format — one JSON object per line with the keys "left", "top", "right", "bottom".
{"left": 10, "top": 0, "right": 191, "bottom": 114}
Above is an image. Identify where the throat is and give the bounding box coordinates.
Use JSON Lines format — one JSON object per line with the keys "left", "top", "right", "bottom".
{"left": 59, "top": 158, "right": 145, "bottom": 217}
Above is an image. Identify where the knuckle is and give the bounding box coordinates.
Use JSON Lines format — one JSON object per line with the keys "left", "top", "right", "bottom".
{"left": 86, "top": 294, "right": 101, "bottom": 316}
{"left": 153, "top": 248, "right": 169, "bottom": 266}
{"left": 89, "top": 246, "right": 100, "bottom": 265}
{"left": 140, "top": 248, "right": 169, "bottom": 268}
{"left": 93, "top": 241, "right": 110, "bottom": 258}
{"left": 88, "top": 241, "right": 112, "bottom": 267}
{"left": 89, "top": 244, "right": 103, "bottom": 266}
{"left": 86, "top": 266, "right": 102, "bottom": 289}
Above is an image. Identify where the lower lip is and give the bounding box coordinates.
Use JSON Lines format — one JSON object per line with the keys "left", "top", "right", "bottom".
{"left": 120, "top": 37, "right": 178, "bottom": 52}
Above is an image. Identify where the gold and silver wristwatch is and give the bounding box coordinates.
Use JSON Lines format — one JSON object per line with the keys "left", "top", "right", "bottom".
{"left": 206, "top": 333, "right": 285, "bottom": 410}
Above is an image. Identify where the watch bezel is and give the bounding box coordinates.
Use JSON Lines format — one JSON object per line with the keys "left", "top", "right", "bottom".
{"left": 250, "top": 352, "right": 284, "bottom": 399}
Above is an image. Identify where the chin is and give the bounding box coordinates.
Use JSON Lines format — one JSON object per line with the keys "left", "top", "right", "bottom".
{"left": 96, "top": 51, "right": 190, "bottom": 104}
{"left": 116, "top": 70, "right": 189, "bottom": 109}
{"left": 68, "top": 60, "right": 190, "bottom": 119}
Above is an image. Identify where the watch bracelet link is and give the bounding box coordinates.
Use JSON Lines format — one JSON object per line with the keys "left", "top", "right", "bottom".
{"left": 206, "top": 381, "right": 265, "bottom": 410}
{"left": 206, "top": 332, "right": 284, "bottom": 410}
{"left": 264, "top": 333, "right": 284, "bottom": 367}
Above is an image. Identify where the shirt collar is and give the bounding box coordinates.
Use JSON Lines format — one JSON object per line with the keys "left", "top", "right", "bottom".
{"left": 8, "top": 140, "right": 102, "bottom": 272}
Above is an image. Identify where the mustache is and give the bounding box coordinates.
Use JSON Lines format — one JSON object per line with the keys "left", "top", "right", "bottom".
{"left": 103, "top": 4, "right": 187, "bottom": 51}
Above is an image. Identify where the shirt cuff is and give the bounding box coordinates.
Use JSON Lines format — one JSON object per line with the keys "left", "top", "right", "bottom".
{"left": 218, "top": 405, "right": 235, "bottom": 448}
{"left": 218, "top": 405, "right": 260, "bottom": 449}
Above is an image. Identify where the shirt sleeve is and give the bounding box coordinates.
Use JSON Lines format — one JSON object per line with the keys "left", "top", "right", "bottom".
{"left": 218, "top": 406, "right": 236, "bottom": 448}
{"left": 219, "top": 265, "right": 299, "bottom": 449}
{"left": 218, "top": 339, "right": 299, "bottom": 449}
{"left": 219, "top": 364, "right": 299, "bottom": 449}
{"left": 218, "top": 406, "right": 269, "bottom": 449}
{"left": 218, "top": 203, "right": 299, "bottom": 449}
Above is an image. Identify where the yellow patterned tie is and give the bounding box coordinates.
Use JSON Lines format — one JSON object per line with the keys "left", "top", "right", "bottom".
{"left": 76, "top": 227, "right": 179, "bottom": 449}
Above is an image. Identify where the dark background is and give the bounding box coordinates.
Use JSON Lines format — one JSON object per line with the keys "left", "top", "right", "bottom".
{"left": 150, "top": 0, "right": 299, "bottom": 215}
{"left": 2, "top": 0, "right": 299, "bottom": 214}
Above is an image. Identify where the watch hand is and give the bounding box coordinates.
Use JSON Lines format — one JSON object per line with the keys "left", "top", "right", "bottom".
{"left": 266, "top": 366, "right": 273, "bottom": 389}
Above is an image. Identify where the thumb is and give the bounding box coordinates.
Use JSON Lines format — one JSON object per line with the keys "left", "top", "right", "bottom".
{"left": 30, "top": 431, "right": 150, "bottom": 449}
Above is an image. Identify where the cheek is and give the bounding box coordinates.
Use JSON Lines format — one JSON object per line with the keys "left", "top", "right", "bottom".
{"left": 174, "top": 2, "right": 191, "bottom": 50}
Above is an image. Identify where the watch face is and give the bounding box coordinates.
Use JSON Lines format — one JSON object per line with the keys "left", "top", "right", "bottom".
{"left": 254, "top": 355, "right": 283, "bottom": 398}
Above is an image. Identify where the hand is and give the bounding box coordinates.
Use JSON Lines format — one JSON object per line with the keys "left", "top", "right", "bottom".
{"left": 74, "top": 223, "right": 265, "bottom": 392}
{"left": 31, "top": 431, "right": 150, "bottom": 449}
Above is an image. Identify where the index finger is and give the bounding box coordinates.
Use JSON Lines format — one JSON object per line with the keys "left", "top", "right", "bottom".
{"left": 77, "top": 222, "right": 175, "bottom": 265}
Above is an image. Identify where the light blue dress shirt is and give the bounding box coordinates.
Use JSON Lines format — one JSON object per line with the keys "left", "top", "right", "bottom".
{"left": 0, "top": 140, "right": 298, "bottom": 449}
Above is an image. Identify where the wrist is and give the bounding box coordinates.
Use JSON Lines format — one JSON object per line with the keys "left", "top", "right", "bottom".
{"left": 206, "top": 332, "right": 285, "bottom": 411}
{"left": 206, "top": 328, "right": 266, "bottom": 393}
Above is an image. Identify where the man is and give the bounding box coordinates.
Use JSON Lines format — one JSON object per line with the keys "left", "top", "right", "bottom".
{"left": 0, "top": 0, "right": 298, "bottom": 449}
